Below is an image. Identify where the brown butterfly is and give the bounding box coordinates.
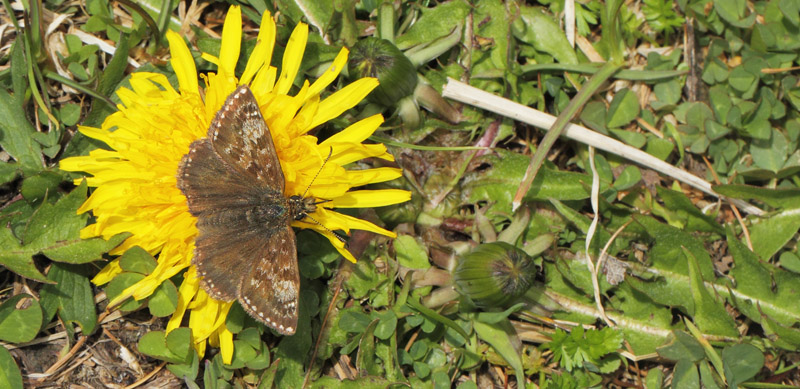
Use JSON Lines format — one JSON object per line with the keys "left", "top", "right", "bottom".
{"left": 178, "top": 85, "right": 316, "bottom": 335}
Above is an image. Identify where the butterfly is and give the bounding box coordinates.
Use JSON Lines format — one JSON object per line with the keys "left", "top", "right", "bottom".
{"left": 178, "top": 85, "right": 316, "bottom": 335}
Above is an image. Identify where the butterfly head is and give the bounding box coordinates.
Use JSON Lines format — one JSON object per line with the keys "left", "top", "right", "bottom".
{"left": 289, "top": 195, "right": 317, "bottom": 221}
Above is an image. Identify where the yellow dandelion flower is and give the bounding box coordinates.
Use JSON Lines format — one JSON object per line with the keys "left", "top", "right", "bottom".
{"left": 60, "top": 6, "right": 410, "bottom": 363}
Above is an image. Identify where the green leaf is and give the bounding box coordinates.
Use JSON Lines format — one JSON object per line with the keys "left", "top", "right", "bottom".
{"left": 606, "top": 89, "right": 640, "bottom": 128}
{"left": 42, "top": 232, "right": 130, "bottom": 264}
{"left": 467, "top": 150, "right": 593, "bottom": 215}
{"left": 166, "top": 353, "right": 199, "bottom": 381}
{"left": 713, "top": 0, "right": 756, "bottom": 27}
{"left": 139, "top": 329, "right": 194, "bottom": 364}
{"left": 751, "top": 128, "right": 789, "bottom": 172}
{"left": 0, "top": 181, "right": 123, "bottom": 270}
{"left": 0, "top": 294, "right": 43, "bottom": 343}
{"left": 653, "top": 79, "right": 682, "bottom": 107}
{"left": 609, "top": 128, "right": 646, "bottom": 148}
{"left": 105, "top": 272, "right": 146, "bottom": 312}
{"left": 713, "top": 184, "right": 800, "bottom": 209}
{"left": 514, "top": 6, "right": 579, "bottom": 65}
{"left": 395, "top": 0, "right": 470, "bottom": 51}
{"left": 656, "top": 331, "right": 705, "bottom": 362}
{"left": 0, "top": 89, "right": 43, "bottom": 176}
{"left": 0, "top": 227, "right": 48, "bottom": 282}
{"left": 728, "top": 66, "right": 757, "bottom": 92}
{"left": 0, "top": 162, "right": 21, "bottom": 185}
{"left": 0, "top": 346, "right": 23, "bottom": 389}
{"left": 373, "top": 310, "right": 397, "bottom": 341}
{"left": 356, "top": 319, "right": 381, "bottom": 376}
{"left": 625, "top": 216, "right": 715, "bottom": 314}
{"left": 612, "top": 166, "right": 641, "bottom": 191}
{"left": 292, "top": 0, "right": 334, "bottom": 37}
{"left": 748, "top": 208, "right": 800, "bottom": 261}
{"left": 20, "top": 170, "right": 62, "bottom": 203}
{"left": 38, "top": 263, "right": 97, "bottom": 334}
{"left": 779, "top": 251, "right": 800, "bottom": 274}
{"left": 148, "top": 280, "right": 178, "bottom": 317}
{"left": 657, "top": 187, "right": 723, "bottom": 234}
{"left": 118, "top": 246, "right": 158, "bottom": 274}
{"left": 672, "top": 359, "right": 700, "bottom": 388}
{"left": 726, "top": 227, "right": 800, "bottom": 326}
{"left": 394, "top": 235, "right": 430, "bottom": 269}
{"left": 473, "top": 318, "right": 525, "bottom": 386}
{"left": 683, "top": 247, "right": 739, "bottom": 337}
{"left": 722, "top": 344, "right": 764, "bottom": 388}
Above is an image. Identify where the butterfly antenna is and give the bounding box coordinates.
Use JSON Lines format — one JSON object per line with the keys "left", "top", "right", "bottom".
{"left": 301, "top": 147, "right": 348, "bottom": 245}
{"left": 301, "top": 213, "right": 349, "bottom": 244}
{"left": 302, "top": 147, "right": 334, "bottom": 199}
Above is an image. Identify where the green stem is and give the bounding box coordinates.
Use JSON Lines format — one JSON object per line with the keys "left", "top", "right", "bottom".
{"left": 378, "top": 1, "right": 395, "bottom": 42}
{"left": 116, "top": 0, "right": 161, "bottom": 45}
{"left": 518, "top": 63, "right": 685, "bottom": 81}
{"left": 512, "top": 61, "right": 621, "bottom": 211}
{"left": 43, "top": 70, "right": 116, "bottom": 108}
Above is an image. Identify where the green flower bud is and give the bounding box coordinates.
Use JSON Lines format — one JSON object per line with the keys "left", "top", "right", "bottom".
{"left": 348, "top": 37, "right": 418, "bottom": 106}
{"left": 453, "top": 242, "right": 538, "bottom": 308}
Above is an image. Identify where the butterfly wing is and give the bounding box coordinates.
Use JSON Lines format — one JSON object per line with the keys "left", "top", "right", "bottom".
{"left": 178, "top": 139, "right": 280, "bottom": 301}
{"left": 207, "top": 85, "right": 285, "bottom": 192}
{"left": 237, "top": 226, "right": 300, "bottom": 335}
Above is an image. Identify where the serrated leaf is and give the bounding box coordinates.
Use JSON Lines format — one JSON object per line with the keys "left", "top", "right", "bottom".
{"left": 726, "top": 228, "right": 800, "bottom": 326}
{"left": 0, "top": 227, "right": 49, "bottom": 282}
{"left": 0, "top": 162, "right": 21, "bottom": 185}
{"left": 684, "top": 248, "right": 739, "bottom": 337}
{"left": 20, "top": 171, "right": 63, "bottom": 203}
{"left": 0, "top": 345, "right": 23, "bottom": 389}
{"left": 625, "top": 216, "right": 716, "bottom": 315}
{"left": 38, "top": 263, "right": 97, "bottom": 334}
{"left": 466, "top": 150, "right": 593, "bottom": 215}
{"left": 0, "top": 294, "right": 43, "bottom": 343}
{"left": 42, "top": 232, "right": 129, "bottom": 264}
{"left": 24, "top": 181, "right": 88, "bottom": 247}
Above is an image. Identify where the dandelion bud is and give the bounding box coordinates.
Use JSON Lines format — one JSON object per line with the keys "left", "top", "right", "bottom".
{"left": 453, "top": 242, "right": 538, "bottom": 308}
{"left": 348, "top": 37, "right": 418, "bottom": 106}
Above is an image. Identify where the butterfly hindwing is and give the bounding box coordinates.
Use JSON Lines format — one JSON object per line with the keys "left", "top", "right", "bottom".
{"left": 237, "top": 226, "right": 300, "bottom": 335}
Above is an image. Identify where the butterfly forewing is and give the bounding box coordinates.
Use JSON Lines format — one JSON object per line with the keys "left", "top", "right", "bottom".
{"left": 237, "top": 226, "right": 300, "bottom": 335}
{"left": 207, "top": 86, "right": 285, "bottom": 189}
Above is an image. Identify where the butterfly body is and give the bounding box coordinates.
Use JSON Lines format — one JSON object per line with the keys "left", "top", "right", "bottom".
{"left": 178, "top": 85, "right": 309, "bottom": 335}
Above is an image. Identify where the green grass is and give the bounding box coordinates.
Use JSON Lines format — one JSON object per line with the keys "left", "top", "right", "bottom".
{"left": 1, "top": 0, "right": 800, "bottom": 387}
